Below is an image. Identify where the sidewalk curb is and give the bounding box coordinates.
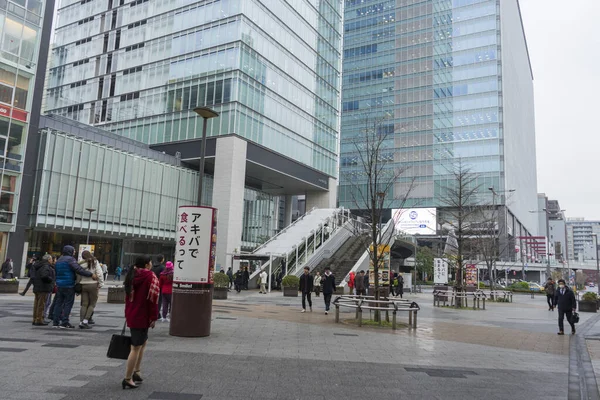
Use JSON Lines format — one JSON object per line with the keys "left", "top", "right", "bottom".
{"left": 570, "top": 313, "right": 600, "bottom": 400}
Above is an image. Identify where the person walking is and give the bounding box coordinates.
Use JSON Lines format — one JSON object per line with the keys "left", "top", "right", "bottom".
{"left": 396, "top": 274, "right": 404, "bottom": 299}
{"left": 389, "top": 272, "right": 396, "bottom": 297}
{"left": 152, "top": 254, "right": 165, "bottom": 320}
{"left": 1, "top": 258, "right": 13, "bottom": 278}
{"left": 299, "top": 267, "right": 313, "bottom": 312}
{"left": 544, "top": 278, "right": 556, "bottom": 311}
{"left": 20, "top": 257, "right": 37, "bottom": 296}
{"left": 122, "top": 255, "right": 159, "bottom": 390}
{"left": 53, "top": 246, "right": 96, "bottom": 329}
{"left": 102, "top": 263, "right": 108, "bottom": 282}
{"left": 114, "top": 266, "right": 122, "bottom": 281}
{"left": 78, "top": 250, "right": 104, "bottom": 329}
{"left": 234, "top": 268, "right": 243, "bottom": 293}
{"left": 355, "top": 270, "right": 366, "bottom": 296}
{"left": 347, "top": 271, "right": 355, "bottom": 296}
{"left": 259, "top": 269, "right": 268, "bottom": 294}
{"left": 159, "top": 261, "right": 174, "bottom": 322}
{"left": 322, "top": 267, "right": 336, "bottom": 315}
{"left": 364, "top": 271, "right": 370, "bottom": 295}
{"left": 226, "top": 267, "right": 234, "bottom": 290}
{"left": 31, "top": 254, "right": 54, "bottom": 326}
{"left": 44, "top": 255, "right": 56, "bottom": 323}
{"left": 313, "top": 271, "right": 322, "bottom": 297}
{"left": 554, "top": 279, "right": 577, "bottom": 335}
{"left": 243, "top": 266, "right": 250, "bottom": 290}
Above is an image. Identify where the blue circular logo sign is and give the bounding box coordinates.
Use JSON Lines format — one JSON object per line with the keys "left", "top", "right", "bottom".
{"left": 409, "top": 211, "right": 418, "bottom": 220}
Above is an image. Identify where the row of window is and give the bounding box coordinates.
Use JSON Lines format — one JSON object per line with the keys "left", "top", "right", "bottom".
{"left": 72, "top": 58, "right": 89, "bottom": 67}
{"left": 78, "top": 15, "right": 94, "bottom": 25}
{"left": 123, "top": 66, "right": 142, "bottom": 75}
{"left": 344, "top": 43, "right": 377, "bottom": 59}
{"left": 70, "top": 79, "right": 87, "bottom": 88}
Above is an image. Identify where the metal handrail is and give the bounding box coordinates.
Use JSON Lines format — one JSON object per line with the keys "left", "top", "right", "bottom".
{"left": 252, "top": 206, "right": 319, "bottom": 254}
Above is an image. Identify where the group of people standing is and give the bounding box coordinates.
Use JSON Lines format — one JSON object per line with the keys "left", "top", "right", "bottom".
{"left": 21, "top": 246, "right": 104, "bottom": 329}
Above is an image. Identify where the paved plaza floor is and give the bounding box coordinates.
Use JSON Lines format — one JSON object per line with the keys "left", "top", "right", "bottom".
{"left": 1, "top": 282, "right": 599, "bottom": 399}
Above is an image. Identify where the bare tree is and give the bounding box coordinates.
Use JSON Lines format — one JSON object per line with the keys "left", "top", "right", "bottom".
{"left": 341, "top": 116, "right": 415, "bottom": 319}
{"left": 438, "top": 160, "right": 482, "bottom": 307}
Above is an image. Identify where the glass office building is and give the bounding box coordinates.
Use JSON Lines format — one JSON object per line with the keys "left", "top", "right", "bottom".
{"left": 46, "top": 0, "right": 342, "bottom": 178}
{"left": 21, "top": 0, "right": 343, "bottom": 271}
{"left": 0, "top": 0, "right": 48, "bottom": 258}
{"left": 339, "top": 0, "right": 538, "bottom": 250}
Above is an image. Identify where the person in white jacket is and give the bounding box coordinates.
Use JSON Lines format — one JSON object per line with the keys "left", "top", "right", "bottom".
{"left": 259, "top": 270, "right": 268, "bottom": 294}
{"left": 78, "top": 250, "right": 104, "bottom": 329}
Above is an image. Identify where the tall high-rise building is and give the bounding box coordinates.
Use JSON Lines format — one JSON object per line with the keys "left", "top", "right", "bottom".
{"left": 339, "top": 0, "right": 538, "bottom": 259}
{"left": 0, "top": 0, "right": 54, "bottom": 258}
{"left": 8, "top": 0, "right": 343, "bottom": 272}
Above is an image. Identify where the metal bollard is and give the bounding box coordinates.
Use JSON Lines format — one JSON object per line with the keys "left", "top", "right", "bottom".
{"left": 413, "top": 311, "right": 418, "bottom": 329}
{"left": 358, "top": 308, "right": 362, "bottom": 327}
{"left": 392, "top": 311, "right": 397, "bottom": 330}
{"left": 335, "top": 305, "right": 340, "bottom": 323}
{"left": 409, "top": 309, "right": 413, "bottom": 326}
{"left": 483, "top": 298, "right": 486, "bottom": 310}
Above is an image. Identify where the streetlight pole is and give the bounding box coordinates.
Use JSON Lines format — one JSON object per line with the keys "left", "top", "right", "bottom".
{"left": 593, "top": 234, "right": 599, "bottom": 291}
{"left": 193, "top": 107, "right": 219, "bottom": 206}
{"left": 85, "top": 208, "right": 96, "bottom": 245}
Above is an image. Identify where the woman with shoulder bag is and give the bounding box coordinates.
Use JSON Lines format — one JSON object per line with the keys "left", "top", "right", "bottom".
{"left": 122, "top": 255, "right": 159, "bottom": 390}
{"left": 78, "top": 250, "right": 104, "bottom": 329}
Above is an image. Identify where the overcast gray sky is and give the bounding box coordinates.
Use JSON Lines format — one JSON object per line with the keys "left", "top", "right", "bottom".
{"left": 519, "top": 0, "right": 600, "bottom": 220}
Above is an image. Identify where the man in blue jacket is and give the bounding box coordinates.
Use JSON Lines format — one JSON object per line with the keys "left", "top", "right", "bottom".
{"left": 53, "top": 245, "right": 96, "bottom": 329}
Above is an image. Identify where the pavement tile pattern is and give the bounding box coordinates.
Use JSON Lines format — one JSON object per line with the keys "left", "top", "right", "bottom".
{"left": 0, "top": 282, "right": 598, "bottom": 399}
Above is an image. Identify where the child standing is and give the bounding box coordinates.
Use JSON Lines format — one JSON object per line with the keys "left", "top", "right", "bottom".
{"left": 159, "top": 261, "right": 174, "bottom": 322}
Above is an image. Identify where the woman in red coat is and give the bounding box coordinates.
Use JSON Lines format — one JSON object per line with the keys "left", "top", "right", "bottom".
{"left": 159, "top": 261, "right": 174, "bottom": 322}
{"left": 122, "top": 255, "right": 159, "bottom": 390}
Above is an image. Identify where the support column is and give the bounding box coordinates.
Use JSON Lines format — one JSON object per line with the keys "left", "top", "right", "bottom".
{"left": 212, "top": 136, "right": 247, "bottom": 274}
{"left": 284, "top": 195, "right": 293, "bottom": 227}
{"left": 305, "top": 177, "right": 337, "bottom": 210}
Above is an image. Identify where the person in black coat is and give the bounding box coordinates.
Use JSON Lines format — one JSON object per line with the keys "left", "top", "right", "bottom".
{"left": 321, "top": 267, "right": 336, "bottom": 314}
{"left": 32, "top": 255, "right": 55, "bottom": 326}
{"left": 234, "top": 269, "right": 243, "bottom": 293}
{"left": 299, "top": 267, "right": 313, "bottom": 312}
{"left": 242, "top": 267, "right": 250, "bottom": 290}
{"left": 554, "top": 279, "right": 577, "bottom": 335}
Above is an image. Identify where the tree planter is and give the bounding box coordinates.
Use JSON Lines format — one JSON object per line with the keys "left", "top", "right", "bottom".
{"left": 107, "top": 286, "right": 126, "bottom": 304}
{"left": 213, "top": 287, "right": 228, "bottom": 300}
{"left": 0, "top": 280, "right": 18, "bottom": 293}
{"left": 578, "top": 300, "right": 597, "bottom": 313}
{"left": 283, "top": 287, "right": 298, "bottom": 297}
{"left": 597, "top": 299, "right": 600, "bottom": 311}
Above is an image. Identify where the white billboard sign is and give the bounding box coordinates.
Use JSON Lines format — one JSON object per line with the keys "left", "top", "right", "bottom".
{"left": 174, "top": 206, "right": 217, "bottom": 284}
{"left": 433, "top": 258, "right": 448, "bottom": 284}
{"left": 392, "top": 208, "right": 437, "bottom": 235}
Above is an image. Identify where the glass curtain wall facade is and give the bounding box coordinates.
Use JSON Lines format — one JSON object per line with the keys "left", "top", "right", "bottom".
{"left": 0, "top": 0, "right": 44, "bottom": 237}
{"left": 46, "top": 0, "right": 343, "bottom": 178}
{"left": 340, "top": 0, "right": 503, "bottom": 210}
{"left": 33, "top": 127, "right": 279, "bottom": 249}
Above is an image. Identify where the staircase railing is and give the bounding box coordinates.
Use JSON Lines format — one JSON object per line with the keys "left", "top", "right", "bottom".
{"left": 252, "top": 206, "right": 318, "bottom": 254}
{"left": 248, "top": 208, "right": 352, "bottom": 281}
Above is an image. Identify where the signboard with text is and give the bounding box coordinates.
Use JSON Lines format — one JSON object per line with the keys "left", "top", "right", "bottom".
{"left": 369, "top": 244, "right": 391, "bottom": 285}
{"left": 0, "top": 105, "right": 27, "bottom": 123}
{"left": 392, "top": 208, "right": 437, "bottom": 235}
{"left": 433, "top": 258, "right": 448, "bottom": 284}
{"left": 174, "top": 206, "right": 217, "bottom": 284}
{"left": 466, "top": 264, "right": 477, "bottom": 286}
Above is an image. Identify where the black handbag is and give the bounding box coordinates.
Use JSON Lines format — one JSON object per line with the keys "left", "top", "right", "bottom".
{"left": 572, "top": 312, "right": 580, "bottom": 324}
{"left": 74, "top": 283, "right": 82, "bottom": 294}
{"left": 107, "top": 322, "right": 131, "bottom": 360}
